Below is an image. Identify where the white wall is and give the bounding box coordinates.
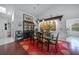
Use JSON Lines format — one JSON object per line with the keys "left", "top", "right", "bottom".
{"left": 39, "top": 4, "right": 79, "bottom": 40}
{"left": 12, "top": 8, "right": 37, "bottom": 39}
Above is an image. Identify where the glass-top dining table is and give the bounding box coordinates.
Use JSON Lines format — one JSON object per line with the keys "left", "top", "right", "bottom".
{"left": 37, "top": 31, "right": 53, "bottom": 52}
{"left": 33, "top": 31, "right": 54, "bottom": 52}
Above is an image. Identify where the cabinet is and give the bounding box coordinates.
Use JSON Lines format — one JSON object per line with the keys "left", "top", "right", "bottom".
{"left": 23, "top": 14, "right": 34, "bottom": 39}
{"left": 23, "top": 20, "right": 34, "bottom": 31}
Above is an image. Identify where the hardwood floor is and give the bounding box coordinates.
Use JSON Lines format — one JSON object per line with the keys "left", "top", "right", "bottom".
{"left": 0, "top": 42, "right": 28, "bottom": 55}
{"left": 0, "top": 39, "right": 79, "bottom": 55}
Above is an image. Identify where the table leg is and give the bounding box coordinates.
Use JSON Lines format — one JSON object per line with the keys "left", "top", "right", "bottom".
{"left": 48, "top": 39, "right": 50, "bottom": 52}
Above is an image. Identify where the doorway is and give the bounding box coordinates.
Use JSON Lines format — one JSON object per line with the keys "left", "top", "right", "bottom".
{"left": 0, "top": 14, "right": 14, "bottom": 46}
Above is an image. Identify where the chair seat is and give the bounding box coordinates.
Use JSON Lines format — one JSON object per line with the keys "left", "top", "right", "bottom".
{"left": 37, "top": 39, "right": 48, "bottom": 43}
{"left": 34, "top": 36, "right": 37, "bottom": 39}
{"left": 38, "top": 39, "right": 43, "bottom": 43}
{"left": 43, "top": 39, "right": 48, "bottom": 42}
{"left": 50, "top": 40, "right": 56, "bottom": 44}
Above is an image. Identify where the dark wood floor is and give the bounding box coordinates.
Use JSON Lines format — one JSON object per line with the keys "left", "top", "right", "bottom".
{"left": 0, "top": 40, "right": 79, "bottom": 55}
{"left": 0, "top": 42, "right": 28, "bottom": 55}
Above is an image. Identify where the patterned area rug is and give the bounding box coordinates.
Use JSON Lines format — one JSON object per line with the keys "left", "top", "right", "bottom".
{"left": 19, "top": 39, "right": 70, "bottom": 55}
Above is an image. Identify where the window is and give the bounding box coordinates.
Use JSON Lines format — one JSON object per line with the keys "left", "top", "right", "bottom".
{"left": 0, "top": 6, "right": 6, "bottom": 14}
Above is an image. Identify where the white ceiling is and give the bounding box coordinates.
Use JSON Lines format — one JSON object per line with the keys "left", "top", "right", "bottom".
{"left": 0, "top": 4, "right": 52, "bottom": 16}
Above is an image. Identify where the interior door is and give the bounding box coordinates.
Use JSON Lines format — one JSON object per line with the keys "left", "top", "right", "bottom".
{"left": 0, "top": 19, "right": 7, "bottom": 38}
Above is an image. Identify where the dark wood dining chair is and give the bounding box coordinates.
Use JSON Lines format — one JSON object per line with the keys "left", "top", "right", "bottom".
{"left": 36, "top": 32, "right": 44, "bottom": 50}
{"left": 32, "top": 32, "right": 38, "bottom": 46}
{"left": 37, "top": 32, "right": 50, "bottom": 51}
{"left": 42, "top": 37, "right": 51, "bottom": 52}
{"left": 29, "top": 31, "right": 39, "bottom": 47}
{"left": 50, "top": 32, "right": 59, "bottom": 54}
{"left": 40, "top": 31, "right": 51, "bottom": 52}
{"left": 29, "top": 30, "right": 35, "bottom": 42}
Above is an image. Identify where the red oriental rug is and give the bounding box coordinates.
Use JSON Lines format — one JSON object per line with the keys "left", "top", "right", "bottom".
{"left": 19, "top": 38, "right": 70, "bottom": 55}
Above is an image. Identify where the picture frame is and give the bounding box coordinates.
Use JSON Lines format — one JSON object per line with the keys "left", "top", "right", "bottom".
{"left": 72, "top": 23, "right": 79, "bottom": 31}
{"left": 23, "top": 14, "right": 33, "bottom": 22}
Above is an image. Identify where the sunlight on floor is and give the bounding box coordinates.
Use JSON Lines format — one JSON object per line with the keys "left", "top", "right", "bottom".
{"left": 66, "top": 36, "right": 79, "bottom": 54}
{"left": 0, "top": 37, "right": 14, "bottom": 46}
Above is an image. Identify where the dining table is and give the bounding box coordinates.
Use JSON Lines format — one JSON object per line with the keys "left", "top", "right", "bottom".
{"left": 33, "top": 31, "right": 53, "bottom": 52}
